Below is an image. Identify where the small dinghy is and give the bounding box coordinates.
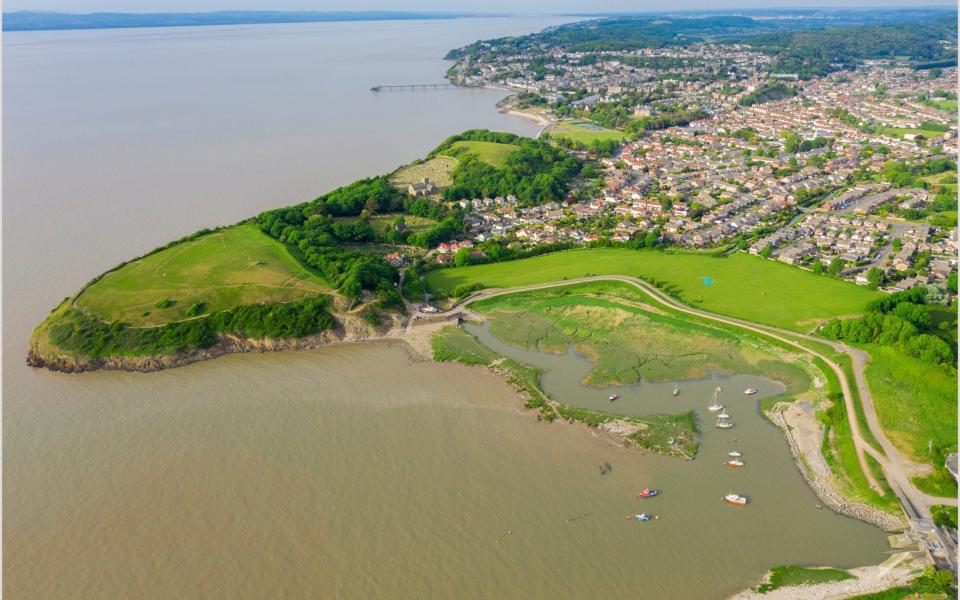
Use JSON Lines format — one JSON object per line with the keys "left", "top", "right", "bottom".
{"left": 724, "top": 493, "right": 748, "bottom": 506}
{"left": 636, "top": 488, "right": 660, "bottom": 499}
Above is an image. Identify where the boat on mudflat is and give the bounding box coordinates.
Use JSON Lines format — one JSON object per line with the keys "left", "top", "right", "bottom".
{"left": 728, "top": 451, "right": 743, "bottom": 458}
{"left": 636, "top": 488, "right": 660, "bottom": 498}
{"left": 726, "top": 459, "right": 745, "bottom": 468}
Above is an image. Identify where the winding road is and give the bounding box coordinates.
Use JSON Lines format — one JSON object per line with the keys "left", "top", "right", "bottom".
{"left": 439, "top": 275, "right": 956, "bottom": 524}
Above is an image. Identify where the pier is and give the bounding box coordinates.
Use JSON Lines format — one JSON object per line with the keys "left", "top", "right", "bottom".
{"left": 370, "top": 83, "right": 459, "bottom": 92}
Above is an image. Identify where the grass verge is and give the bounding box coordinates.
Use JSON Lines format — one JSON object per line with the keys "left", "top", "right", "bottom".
{"left": 756, "top": 565, "right": 854, "bottom": 593}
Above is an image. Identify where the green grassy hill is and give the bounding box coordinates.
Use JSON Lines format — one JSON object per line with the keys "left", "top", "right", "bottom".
{"left": 426, "top": 249, "right": 880, "bottom": 331}
{"left": 449, "top": 140, "right": 519, "bottom": 168}
{"left": 76, "top": 223, "right": 329, "bottom": 327}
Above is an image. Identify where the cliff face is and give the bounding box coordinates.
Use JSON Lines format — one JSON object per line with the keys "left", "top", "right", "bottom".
{"left": 27, "top": 312, "right": 404, "bottom": 374}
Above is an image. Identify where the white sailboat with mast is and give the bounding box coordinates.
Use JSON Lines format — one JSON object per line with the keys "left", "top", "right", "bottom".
{"left": 715, "top": 407, "right": 734, "bottom": 429}
{"left": 707, "top": 386, "right": 723, "bottom": 412}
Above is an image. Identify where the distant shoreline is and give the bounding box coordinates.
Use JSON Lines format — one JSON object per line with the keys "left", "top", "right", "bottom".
{"left": 2, "top": 10, "right": 508, "bottom": 33}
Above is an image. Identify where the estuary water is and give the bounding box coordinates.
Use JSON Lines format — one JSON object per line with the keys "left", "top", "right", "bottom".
{"left": 3, "top": 17, "right": 889, "bottom": 599}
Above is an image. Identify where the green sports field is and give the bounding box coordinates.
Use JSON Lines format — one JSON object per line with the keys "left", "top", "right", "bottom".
{"left": 426, "top": 249, "right": 880, "bottom": 330}
{"left": 547, "top": 120, "right": 625, "bottom": 144}
{"left": 77, "top": 223, "right": 329, "bottom": 327}
{"left": 879, "top": 126, "right": 948, "bottom": 140}
{"left": 449, "top": 140, "right": 519, "bottom": 168}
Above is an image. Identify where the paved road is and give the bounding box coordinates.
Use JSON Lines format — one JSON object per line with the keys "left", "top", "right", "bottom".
{"left": 448, "top": 275, "right": 956, "bottom": 522}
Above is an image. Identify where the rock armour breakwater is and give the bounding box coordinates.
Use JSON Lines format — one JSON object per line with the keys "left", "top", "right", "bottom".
{"left": 768, "top": 406, "right": 907, "bottom": 532}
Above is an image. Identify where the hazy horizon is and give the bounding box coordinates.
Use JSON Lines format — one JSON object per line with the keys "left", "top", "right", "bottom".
{"left": 6, "top": 1, "right": 957, "bottom": 14}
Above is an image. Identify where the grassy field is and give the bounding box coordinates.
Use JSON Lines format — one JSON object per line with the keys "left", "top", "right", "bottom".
{"left": 449, "top": 140, "right": 519, "bottom": 168}
{"left": 77, "top": 224, "right": 329, "bottom": 327}
{"left": 864, "top": 345, "right": 957, "bottom": 468}
{"left": 363, "top": 213, "right": 438, "bottom": 237}
{"left": 547, "top": 120, "right": 625, "bottom": 144}
{"left": 922, "top": 172, "right": 958, "bottom": 195}
{"left": 756, "top": 566, "right": 854, "bottom": 593}
{"left": 470, "top": 281, "right": 811, "bottom": 390}
{"left": 922, "top": 98, "right": 959, "bottom": 115}
{"left": 427, "top": 249, "right": 880, "bottom": 331}
{"left": 389, "top": 156, "right": 458, "bottom": 191}
{"left": 878, "top": 126, "right": 948, "bottom": 140}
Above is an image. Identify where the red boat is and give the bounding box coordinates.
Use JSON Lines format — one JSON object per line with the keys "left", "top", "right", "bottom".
{"left": 636, "top": 488, "right": 660, "bottom": 498}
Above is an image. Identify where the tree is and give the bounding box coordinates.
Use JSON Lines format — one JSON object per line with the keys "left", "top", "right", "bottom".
{"left": 866, "top": 267, "right": 884, "bottom": 290}
{"left": 812, "top": 261, "right": 824, "bottom": 275}
{"left": 453, "top": 247, "right": 473, "bottom": 267}
{"left": 828, "top": 257, "right": 845, "bottom": 277}
{"left": 760, "top": 245, "right": 772, "bottom": 259}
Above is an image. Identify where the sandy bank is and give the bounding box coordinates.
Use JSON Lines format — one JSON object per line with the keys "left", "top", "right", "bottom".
{"left": 728, "top": 551, "right": 927, "bottom": 600}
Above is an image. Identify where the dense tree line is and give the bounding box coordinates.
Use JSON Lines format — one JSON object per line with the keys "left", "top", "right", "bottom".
{"left": 880, "top": 157, "right": 957, "bottom": 188}
{"left": 433, "top": 130, "right": 584, "bottom": 206}
{"left": 446, "top": 16, "right": 762, "bottom": 59}
{"left": 257, "top": 177, "right": 404, "bottom": 298}
{"left": 738, "top": 82, "right": 797, "bottom": 107}
{"left": 782, "top": 132, "right": 833, "bottom": 154}
{"left": 819, "top": 287, "right": 955, "bottom": 366}
{"left": 624, "top": 108, "right": 709, "bottom": 136}
{"left": 743, "top": 18, "right": 958, "bottom": 78}
{"left": 48, "top": 297, "right": 335, "bottom": 358}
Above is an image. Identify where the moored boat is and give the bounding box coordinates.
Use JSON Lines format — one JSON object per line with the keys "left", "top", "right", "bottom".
{"left": 715, "top": 411, "right": 734, "bottom": 429}
{"left": 608, "top": 393, "right": 619, "bottom": 402}
{"left": 726, "top": 459, "right": 745, "bottom": 468}
{"left": 625, "top": 513, "right": 655, "bottom": 521}
{"left": 636, "top": 488, "right": 660, "bottom": 498}
{"left": 724, "top": 493, "right": 748, "bottom": 506}
{"left": 707, "top": 386, "right": 724, "bottom": 412}
{"left": 673, "top": 381, "right": 679, "bottom": 397}
{"left": 728, "top": 451, "right": 742, "bottom": 458}
{"left": 744, "top": 388, "right": 758, "bottom": 396}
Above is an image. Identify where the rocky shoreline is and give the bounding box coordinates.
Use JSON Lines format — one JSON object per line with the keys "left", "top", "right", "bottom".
{"left": 768, "top": 403, "right": 907, "bottom": 532}
{"left": 26, "top": 312, "right": 416, "bottom": 374}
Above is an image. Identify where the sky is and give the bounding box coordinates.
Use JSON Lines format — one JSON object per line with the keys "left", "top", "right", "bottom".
{"left": 4, "top": 0, "right": 956, "bottom": 12}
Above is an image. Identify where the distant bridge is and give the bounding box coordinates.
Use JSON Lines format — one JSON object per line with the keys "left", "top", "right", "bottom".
{"left": 370, "top": 83, "right": 459, "bottom": 92}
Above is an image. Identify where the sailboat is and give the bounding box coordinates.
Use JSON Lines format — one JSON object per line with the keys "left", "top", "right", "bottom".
{"left": 707, "top": 386, "right": 724, "bottom": 412}
{"left": 715, "top": 411, "right": 734, "bottom": 429}
{"left": 672, "top": 381, "right": 679, "bottom": 397}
